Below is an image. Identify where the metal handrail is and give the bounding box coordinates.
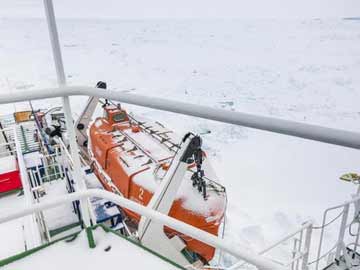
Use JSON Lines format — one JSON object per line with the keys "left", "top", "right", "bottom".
{"left": 0, "top": 189, "right": 286, "bottom": 270}
{"left": 13, "top": 126, "right": 42, "bottom": 248}
{"left": 311, "top": 195, "right": 360, "bottom": 270}
{"left": 311, "top": 207, "right": 346, "bottom": 269}
{"left": 56, "top": 138, "right": 74, "bottom": 168}
{"left": 228, "top": 195, "right": 360, "bottom": 270}
{"left": 0, "top": 86, "right": 358, "bottom": 150}
{"left": 228, "top": 222, "right": 313, "bottom": 270}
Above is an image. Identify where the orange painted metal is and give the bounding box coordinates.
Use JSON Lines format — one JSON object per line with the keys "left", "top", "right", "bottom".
{"left": 89, "top": 105, "right": 224, "bottom": 262}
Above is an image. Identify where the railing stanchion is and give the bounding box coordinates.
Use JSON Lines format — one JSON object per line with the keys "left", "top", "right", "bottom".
{"left": 13, "top": 126, "right": 42, "bottom": 248}
{"left": 291, "top": 238, "right": 297, "bottom": 270}
{"left": 301, "top": 223, "right": 313, "bottom": 270}
{"left": 335, "top": 204, "right": 349, "bottom": 260}
{"left": 43, "top": 0, "right": 94, "bottom": 247}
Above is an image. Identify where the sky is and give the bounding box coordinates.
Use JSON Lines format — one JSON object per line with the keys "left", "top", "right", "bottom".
{"left": 1, "top": 0, "right": 359, "bottom": 19}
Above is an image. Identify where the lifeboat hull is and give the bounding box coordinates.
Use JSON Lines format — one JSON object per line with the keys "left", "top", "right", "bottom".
{"left": 88, "top": 105, "right": 226, "bottom": 262}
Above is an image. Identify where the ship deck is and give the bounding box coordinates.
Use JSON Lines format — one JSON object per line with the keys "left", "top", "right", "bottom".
{"left": 1, "top": 226, "right": 183, "bottom": 270}
{"left": 0, "top": 191, "right": 26, "bottom": 260}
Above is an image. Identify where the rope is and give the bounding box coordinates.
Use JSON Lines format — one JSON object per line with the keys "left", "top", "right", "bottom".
{"left": 312, "top": 210, "right": 345, "bottom": 230}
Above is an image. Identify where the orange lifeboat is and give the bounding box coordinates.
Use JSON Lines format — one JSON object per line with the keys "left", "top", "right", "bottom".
{"left": 88, "top": 104, "right": 226, "bottom": 263}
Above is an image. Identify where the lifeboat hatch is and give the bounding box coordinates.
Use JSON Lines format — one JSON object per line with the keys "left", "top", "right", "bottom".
{"left": 103, "top": 104, "right": 129, "bottom": 125}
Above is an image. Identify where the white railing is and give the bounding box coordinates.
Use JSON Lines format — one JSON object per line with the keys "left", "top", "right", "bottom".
{"left": 13, "top": 126, "right": 43, "bottom": 248}
{"left": 308, "top": 194, "right": 360, "bottom": 269}
{"left": 57, "top": 138, "right": 74, "bottom": 168}
{"left": 227, "top": 222, "right": 313, "bottom": 270}
{"left": 224, "top": 194, "right": 360, "bottom": 270}
{"left": 0, "top": 86, "right": 359, "bottom": 150}
{"left": 0, "top": 189, "right": 286, "bottom": 270}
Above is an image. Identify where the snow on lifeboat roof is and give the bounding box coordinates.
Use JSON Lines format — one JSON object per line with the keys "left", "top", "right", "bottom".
{"left": 103, "top": 104, "right": 129, "bottom": 125}
{"left": 90, "top": 106, "right": 226, "bottom": 217}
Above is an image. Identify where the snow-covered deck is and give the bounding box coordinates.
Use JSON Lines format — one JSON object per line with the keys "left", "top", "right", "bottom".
{"left": 40, "top": 180, "right": 79, "bottom": 232}
{"left": 0, "top": 155, "right": 17, "bottom": 174}
{"left": 0, "top": 191, "right": 26, "bottom": 260}
{"left": 2, "top": 227, "right": 182, "bottom": 270}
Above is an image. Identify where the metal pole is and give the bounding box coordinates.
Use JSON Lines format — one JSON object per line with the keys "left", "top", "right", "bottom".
{"left": 43, "top": 0, "right": 93, "bottom": 242}
{"left": 301, "top": 224, "right": 313, "bottom": 270}
{"left": 43, "top": 0, "right": 66, "bottom": 86}
{"left": 335, "top": 204, "right": 349, "bottom": 260}
{"left": 0, "top": 86, "right": 359, "bottom": 150}
{"left": 291, "top": 239, "right": 297, "bottom": 270}
{"left": 14, "top": 127, "right": 42, "bottom": 248}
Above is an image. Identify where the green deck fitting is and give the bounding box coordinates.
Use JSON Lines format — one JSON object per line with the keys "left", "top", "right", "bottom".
{"left": 86, "top": 227, "right": 96, "bottom": 248}
{"left": 49, "top": 221, "right": 82, "bottom": 237}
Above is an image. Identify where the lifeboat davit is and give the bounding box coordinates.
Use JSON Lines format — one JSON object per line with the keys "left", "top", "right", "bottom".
{"left": 88, "top": 104, "right": 226, "bottom": 263}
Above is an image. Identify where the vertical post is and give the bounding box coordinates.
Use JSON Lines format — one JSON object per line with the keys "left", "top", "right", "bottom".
{"left": 353, "top": 221, "right": 360, "bottom": 253}
{"left": 43, "top": 0, "right": 94, "bottom": 247}
{"left": 352, "top": 197, "right": 360, "bottom": 253}
{"left": 335, "top": 204, "right": 349, "bottom": 260}
{"left": 291, "top": 238, "right": 297, "bottom": 270}
{"left": 296, "top": 230, "right": 303, "bottom": 270}
{"left": 14, "top": 127, "right": 42, "bottom": 248}
{"left": 55, "top": 147, "right": 63, "bottom": 178}
{"left": 301, "top": 223, "right": 312, "bottom": 270}
{"left": 43, "top": 0, "right": 66, "bottom": 86}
